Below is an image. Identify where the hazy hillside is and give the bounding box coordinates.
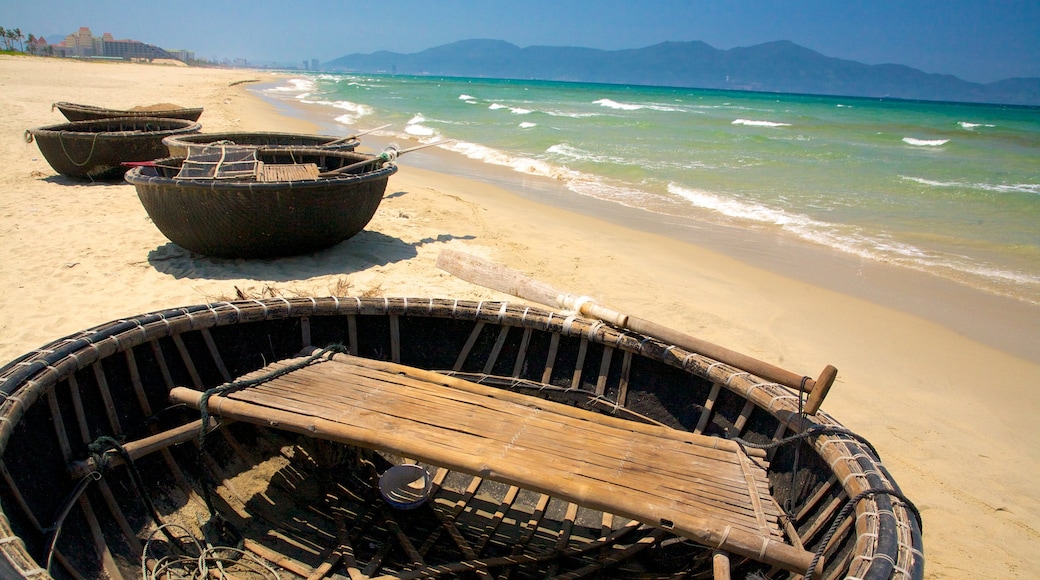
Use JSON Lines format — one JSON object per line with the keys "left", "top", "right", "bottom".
{"left": 325, "top": 39, "right": 1040, "bottom": 106}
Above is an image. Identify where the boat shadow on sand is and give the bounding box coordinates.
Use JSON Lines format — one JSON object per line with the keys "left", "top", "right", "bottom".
{"left": 146, "top": 230, "right": 476, "bottom": 283}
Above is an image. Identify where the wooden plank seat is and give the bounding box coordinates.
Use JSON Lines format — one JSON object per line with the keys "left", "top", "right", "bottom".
{"left": 169, "top": 348, "right": 815, "bottom": 573}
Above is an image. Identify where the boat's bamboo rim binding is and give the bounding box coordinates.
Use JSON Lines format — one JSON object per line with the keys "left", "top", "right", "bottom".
{"left": 0, "top": 297, "right": 923, "bottom": 579}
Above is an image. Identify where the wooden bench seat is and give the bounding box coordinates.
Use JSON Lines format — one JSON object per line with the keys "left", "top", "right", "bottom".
{"left": 169, "top": 349, "right": 814, "bottom": 573}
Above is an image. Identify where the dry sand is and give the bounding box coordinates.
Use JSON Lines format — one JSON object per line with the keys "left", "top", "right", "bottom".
{"left": 2, "top": 55, "right": 1038, "bottom": 578}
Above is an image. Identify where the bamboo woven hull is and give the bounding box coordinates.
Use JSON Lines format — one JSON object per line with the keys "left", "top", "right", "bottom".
{"left": 54, "top": 102, "right": 204, "bottom": 122}
{"left": 0, "top": 298, "right": 923, "bottom": 579}
{"left": 26, "top": 117, "right": 202, "bottom": 180}
{"left": 163, "top": 131, "right": 361, "bottom": 157}
{"left": 124, "top": 149, "right": 396, "bottom": 258}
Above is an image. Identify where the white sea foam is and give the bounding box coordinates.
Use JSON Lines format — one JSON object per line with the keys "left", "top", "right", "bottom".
{"left": 902, "top": 137, "right": 949, "bottom": 146}
{"left": 732, "top": 119, "right": 791, "bottom": 128}
{"left": 459, "top": 94, "right": 477, "bottom": 101}
{"left": 594, "top": 98, "right": 644, "bottom": 111}
{"left": 668, "top": 184, "right": 801, "bottom": 226}
{"left": 405, "top": 114, "right": 437, "bottom": 137}
{"left": 518, "top": 122, "right": 537, "bottom": 129}
{"left": 901, "top": 176, "right": 1040, "bottom": 195}
{"left": 296, "top": 98, "right": 372, "bottom": 125}
{"left": 488, "top": 103, "right": 507, "bottom": 110}
{"left": 592, "top": 98, "right": 681, "bottom": 112}
{"left": 267, "top": 78, "right": 315, "bottom": 93}
{"left": 543, "top": 110, "right": 600, "bottom": 118}
{"left": 958, "top": 121, "right": 995, "bottom": 130}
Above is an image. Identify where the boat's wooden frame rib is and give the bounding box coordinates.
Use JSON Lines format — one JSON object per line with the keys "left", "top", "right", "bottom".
{"left": 0, "top": 297, "right": 923, "bottom": 579}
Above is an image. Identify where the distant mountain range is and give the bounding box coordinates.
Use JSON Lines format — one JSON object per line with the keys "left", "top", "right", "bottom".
{"left": 325, "top": 39, "right": 1040, "bottom": 106}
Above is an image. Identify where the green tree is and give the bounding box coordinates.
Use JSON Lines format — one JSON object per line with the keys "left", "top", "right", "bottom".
{"left": 13, "top": 28, "right": 23, "bottom": 52}
{"left": 27, "top": 33, "right": 36, "bottom": 55}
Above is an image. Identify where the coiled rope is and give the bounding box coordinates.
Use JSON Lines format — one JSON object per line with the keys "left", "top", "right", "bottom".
{"left": 141, "top": 523, "right": 281, "bottom": 580}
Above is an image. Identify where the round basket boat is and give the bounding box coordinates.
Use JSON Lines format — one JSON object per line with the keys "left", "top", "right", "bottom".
{"left": 25, "top": 117, "right": 202, "bottom": 180}
{"left": 53, "top": 101, "right": 204, "bottom": 122}
{"left": 0, "top": 297, "right": 923, "bottom": 579}
{"left": 163, "top": 131, "right": 360, "bottom": 157}
{"left": 124, "top": 148, "right": 397, "bottom": 258}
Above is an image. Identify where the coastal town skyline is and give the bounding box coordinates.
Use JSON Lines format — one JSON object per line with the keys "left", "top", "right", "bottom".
{"left": 4, "top": 0, "right": 1039, "bottom": 84}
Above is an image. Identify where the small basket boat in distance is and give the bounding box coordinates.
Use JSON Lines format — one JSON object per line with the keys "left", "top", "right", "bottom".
{"left": 0, "top": 296, "right": 923, "bottom": 579}
{"left": 52, "top": 101, "right": 204, "bottom": 122}
{"left": 125, "top": 147, "right": 397, "bottom": 258}
{"left": 163, "top": 131, "right": 361, "bottom": 157}
{"left": 25, "top": 117, "right": 202, "bottom": 180}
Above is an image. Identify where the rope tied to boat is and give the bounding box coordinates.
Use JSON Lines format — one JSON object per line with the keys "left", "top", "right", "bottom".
{"left": 730, "top": 424, "right": 882, "bottom": 460}
{"left": 195, "top": 343, "right": 348, "bottom": 447}
{"left": 802, "top": 486, "right": 923, "bottom": 580}
{"left": 58, "top": 130, "right": 103, "bottom": 167}
{"left": 44, "top": 435, "right": 182, "bottom": 572}
{"left": 379, "top": 143, "right": 400, "bottom": 164}
{"left": 732, "top": 423, "right": 922, "bottom": 579}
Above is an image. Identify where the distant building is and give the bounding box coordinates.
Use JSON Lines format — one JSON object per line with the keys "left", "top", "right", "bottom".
{"left": 50, "top": 27, "right": 178, "bottom": 62}
{"left": 168, "top": 49, "right": 195, "bottom": 62}
{"left": 59, "top": 27, "right": 102, "bottom": 57}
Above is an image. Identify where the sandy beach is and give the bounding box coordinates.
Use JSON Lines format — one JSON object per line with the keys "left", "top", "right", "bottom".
{"left": 2, "top": 55, "right": 1038, "bottom": 577}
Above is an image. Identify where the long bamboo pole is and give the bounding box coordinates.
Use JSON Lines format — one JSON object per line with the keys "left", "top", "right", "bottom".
{"left": 436, "top": 249, "right": 837, "bottom": 414}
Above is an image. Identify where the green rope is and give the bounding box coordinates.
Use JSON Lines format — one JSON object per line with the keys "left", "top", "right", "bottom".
{"left": 58, "top": 130, "right": 102, "bottom": 167}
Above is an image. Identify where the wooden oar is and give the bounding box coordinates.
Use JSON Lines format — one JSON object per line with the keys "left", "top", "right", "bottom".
{"left": 326, "top": 123, "right": 391, "bottom": 145}
{"left": 318, "top": 139, "right": 455, "bottom": 177}
{"left": 436, "top": 249, "right": 837, "bottom": 414}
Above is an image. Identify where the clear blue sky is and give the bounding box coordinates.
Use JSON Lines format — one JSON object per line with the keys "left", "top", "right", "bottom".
{"left": 5, "top": 0, "right": 1038, "bottom": 83}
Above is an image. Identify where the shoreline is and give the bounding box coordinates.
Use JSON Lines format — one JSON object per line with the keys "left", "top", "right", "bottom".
{"left": 256, "top": 79, "right": 1040, "bottom": 365}
{"left": 2, "top": 56, "right": 1039, "bottom": 577}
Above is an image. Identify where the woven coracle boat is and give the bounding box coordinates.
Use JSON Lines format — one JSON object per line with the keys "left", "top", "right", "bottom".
{"left": 53, "top": 101, "right": 204, "bottom": 122}
{"left": 163, "top": 131, "right": 361, "bottom": 157}
{"left": 0, "top": 268, "right": 924, "bottom": 579}
{"left": 25, "top": 117, "right": 202, "bottom": 180}
{"left": 124, "top": 147, "right": 397, "bottom": 259}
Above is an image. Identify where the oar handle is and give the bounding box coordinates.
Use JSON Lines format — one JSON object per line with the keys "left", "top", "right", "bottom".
{"left": 436, "top": 249, "right": 836, "bottom": 413}
{"left": 318, "top": 140, "right": 456, "bottom": 177}
{"left": 328, "top": 123, "right": 392, "bottom": 145}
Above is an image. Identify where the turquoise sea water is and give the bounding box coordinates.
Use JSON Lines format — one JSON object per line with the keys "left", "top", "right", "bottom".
{"left": 261, "top": 74, "right": 1040, "bottom": 305}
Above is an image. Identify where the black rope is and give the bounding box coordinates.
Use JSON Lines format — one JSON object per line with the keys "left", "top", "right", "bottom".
{"left": 787, "top": 376, "right": 809, "bottom": 512}
{"left": 731, "top": 424, "right": 882, "bottom": 461}
{"left": 803, "top": 486, "right": 923, "bottom": 580}
{"left": 88, "top": 436, "right": 183, "bottom": 549}
{"left": 42, "top": 471, "right": 100, "bottom": 572}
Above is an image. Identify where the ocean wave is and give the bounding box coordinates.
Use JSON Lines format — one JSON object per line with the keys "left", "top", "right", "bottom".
{"left": 443, "top": 140, "right": 580, "bottom": 182}
{"left": 593, "top": 98, "right": 681, "bottom": 112}
{"left": 265, "top": 78, "right": 316, "bottom": 93}
{"left": 668, "top": 183, "right": 804, "bottom": 226}
{"left": 732, "top": 119, "right": 791, "bottom": 128}
{"left": 488, "top": 103, "right": 533, "bottom": 115}
{"left": 297, "top": 98, "right": 372, "bottom": 125}
{"left": 901, "top": 176, "right": 1040, "bottom": 195}
{"left": 593, "top": 98, "right": 645, "bottom": 111}
{"left": 543, "top": 110, "right": 600, "bottom": 118}
{"left": 459, "top": 94, "right": 477, "bottom": 102}
{"left": 518, "top": 122, "right": 537, "bottom": 129}
{"left": 958, "top": 121, "right": 995, "bottom": 130}
{"left": 902, "top": 137, "right": 949, "bottom": 146}
{"left": 405, "top": 114, "right": 437, "bottom": 137}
